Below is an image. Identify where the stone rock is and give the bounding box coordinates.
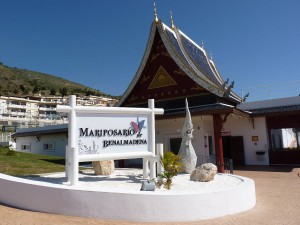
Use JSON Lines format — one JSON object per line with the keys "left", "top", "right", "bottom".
{"left": 92, "top": 160, "right": 114, "bottom": 175}
{"left": 190, "top": 163, "right": 217, "bottom": 182}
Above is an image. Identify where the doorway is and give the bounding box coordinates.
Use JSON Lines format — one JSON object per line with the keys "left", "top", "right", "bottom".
{"left": 222, "top": 136, "right": 245, "bottom": 166}
{"left": 169, "top": 138, "right": 181, "bottom": 155}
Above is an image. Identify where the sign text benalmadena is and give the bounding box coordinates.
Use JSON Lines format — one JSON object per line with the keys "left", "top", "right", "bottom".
{"left": 77, "top": 115, "right": 149, "bottom": 154}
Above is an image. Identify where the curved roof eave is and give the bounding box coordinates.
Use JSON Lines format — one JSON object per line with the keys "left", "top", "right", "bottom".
{"left": 157, "top": 22, "right": 225, "bottom": 97}
{"left": 116, "top": 21, "right": 158, "bottom": 107}
{"left": 209, "top": 59, "right": 224, "bottom": 84}
{"left": 228, "top": 92, "right": 242, "bottom": 103}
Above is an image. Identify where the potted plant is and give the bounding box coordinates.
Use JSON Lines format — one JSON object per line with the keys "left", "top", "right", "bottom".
{"left": 157, "top": 151, "right": 182, "bottom": 190}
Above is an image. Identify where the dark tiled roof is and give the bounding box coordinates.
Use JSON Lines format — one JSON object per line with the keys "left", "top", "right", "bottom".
{"left": 157, "top": 103, "right": 235, "bottom": 119}
{"left": 13, "top": 124, "right": 68, "bottom": 137}
{"left": 116, "top": 21, "right": 242, "bottom": 107}
{"left": 249, "top": 104, "right": 300, "bottom": 115}
{"left": 180, "top": 34, "right": 220, "bottom": 85}
{"left": 164, "top": 28, "right": 189, "bottom": 65}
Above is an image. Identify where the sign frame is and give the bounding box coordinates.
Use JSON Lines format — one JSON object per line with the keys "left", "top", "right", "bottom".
{"left": 57, "top": 95, "right": 164, "bottom": 186}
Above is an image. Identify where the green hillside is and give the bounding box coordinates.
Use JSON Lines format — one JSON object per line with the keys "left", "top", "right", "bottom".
{"left": 0, "top": 61, "right": 114, "bottom": 98}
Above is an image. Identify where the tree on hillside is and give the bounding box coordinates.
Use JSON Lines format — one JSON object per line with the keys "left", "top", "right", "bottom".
{"left": 85, "top": 90, "right": 95, "bottom": 96}
{"left": 20, "top": 84, "right": 29, "bottom": 95}
{"left": 59, "top": 87, "right": 68, "bottom": 97}
{"left": 32, "top": 85, "right": 40, "bottom": 94}
{"left": 23, "top": 88, "right": 29, "bottom": 95}
{"left": 50, "top": 87, "right": 56, "bottom": 95}
{"left": 29, "top": 79, "right": 38, "bottom": 86}
{"left": 13, "top": 89, "right": 20, "bottom": 95}
{"left": 19, "top": 84, "right": 26, "bottom": 92}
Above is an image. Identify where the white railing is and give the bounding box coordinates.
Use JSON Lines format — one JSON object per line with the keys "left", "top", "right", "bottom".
{"left": 10, "top": 112, "right": 27, "bottom": 117}
{"left": 7, "top": 104, "right": 27, "bottom": 109}
{"left": 39, "top": 107, "right": 56, "bottom": 111}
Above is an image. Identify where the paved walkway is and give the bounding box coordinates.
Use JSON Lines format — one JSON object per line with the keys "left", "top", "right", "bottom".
{"left": 1, "top": 166, "right": 300, "bottom": 225}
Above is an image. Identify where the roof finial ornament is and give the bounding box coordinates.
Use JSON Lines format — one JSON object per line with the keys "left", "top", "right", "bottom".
{"left": 201, "top": 40, "right": 204, "bottom": 48}
{"left": 242, "top": 93, "right": 250, "bottom": 102}
{"left": 154, "top": 2, "right": 158, "bottom": 23}
{"left": 170, "top": 11, "right": 175, "bottom": 30}
{"left": 224, "top": 81, "right": 235, "bottom": 97}
{"left": 210, "top": 51, "right": 213, "bottom": 60}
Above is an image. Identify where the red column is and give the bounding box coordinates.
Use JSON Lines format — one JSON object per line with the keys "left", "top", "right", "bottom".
{"left": 213, "top": 114, "right": 224, "bottom": 173}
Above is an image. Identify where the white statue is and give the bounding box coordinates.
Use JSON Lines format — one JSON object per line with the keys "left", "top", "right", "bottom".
{"left": 178, "top": 99, "right": 197, "bottom": 173}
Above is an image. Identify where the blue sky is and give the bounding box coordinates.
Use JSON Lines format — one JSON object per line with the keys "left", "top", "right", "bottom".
{"left": 0, "top": 0, "right": 299, "bottom": 100}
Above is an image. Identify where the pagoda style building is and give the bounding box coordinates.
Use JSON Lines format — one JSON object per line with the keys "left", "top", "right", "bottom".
{"left": 116, "top": 10, "right": 250, "bottom": 172}
{"left": 117, "top": 8, "right": 300, "bottom": 168}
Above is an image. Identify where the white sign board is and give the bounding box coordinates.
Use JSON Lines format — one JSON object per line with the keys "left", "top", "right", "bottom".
{"left": 56, "top": 95, "right": 164, "bottom": 186}
{"left": 77, "top": 114, "right": 149, "bottom": 155}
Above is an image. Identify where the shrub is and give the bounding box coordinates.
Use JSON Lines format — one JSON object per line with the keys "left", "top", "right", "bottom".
{"left": 157, "top": 151, "right": 182, "bottom": 190}
{"left": 0, "top": 145, "right": 16, "bottom": 156}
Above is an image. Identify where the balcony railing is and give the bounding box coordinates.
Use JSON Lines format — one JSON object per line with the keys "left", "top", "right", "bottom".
{"left": 39, "top": 107, "right": 56, "bottom": 111}
{"left": 10, "top": 112, "right": 27, "bottom": 117}
{"left": 7, "top": 104, "right": 27, "bottom": 109}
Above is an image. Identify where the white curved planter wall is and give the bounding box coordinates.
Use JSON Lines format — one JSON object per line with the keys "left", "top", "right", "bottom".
{"left": 0, "top": 173, "right": 256, "bottom": 222}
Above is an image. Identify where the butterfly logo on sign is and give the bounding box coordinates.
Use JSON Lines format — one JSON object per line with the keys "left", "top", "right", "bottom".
{"left": 130, "top": 117, "right": 146, "bottom": 138}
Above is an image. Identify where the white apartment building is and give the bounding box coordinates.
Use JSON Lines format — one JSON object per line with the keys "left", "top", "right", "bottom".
{"left": 0, "top": 95, "right": 118, "bottom": 131}
{"left": 0, "top": 96, "right": 65, "bottom": 129}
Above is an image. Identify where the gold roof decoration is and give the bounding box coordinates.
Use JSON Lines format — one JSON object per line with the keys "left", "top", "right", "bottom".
{"left": 154, "top": 2, "right": 158, "bottom": 23}
{"left": 148, "top": 66, "right": 177, "bottom": 89}
{"left": 170, "top": 11, "right": 175, "bottom": 30}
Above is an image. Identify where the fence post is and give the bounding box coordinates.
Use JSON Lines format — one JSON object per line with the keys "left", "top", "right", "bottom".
{"left": 156, "top": 143, "right": 164, "bottom": 176}
{"left": 230, "top": 159, "right": 233, "bottom": 174}
{"left": 149, "top": 159, "right": 155, "bottom": 180}
{"left": 143, "top": 158, "right": 149, "bottom": 178}
{"left": 69, "top": 95, "right": 78, "bottom": 186}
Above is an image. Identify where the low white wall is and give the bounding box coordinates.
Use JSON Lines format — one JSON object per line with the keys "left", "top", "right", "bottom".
{"left": 0, "top": 173, "right": 256, "bottom": 222}
{"left": 15, "top": 134, "right": 67, "bottom": 157}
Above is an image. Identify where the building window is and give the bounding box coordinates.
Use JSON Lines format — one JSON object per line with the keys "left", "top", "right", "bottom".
{"left": 21, "top": 144, "right": 31, "bottom": 151}
{"left": 270, "top": 128, "right": 300, "bottom": 151}
{"left": 43, "top": 143, "right": 54, "bottom": 151}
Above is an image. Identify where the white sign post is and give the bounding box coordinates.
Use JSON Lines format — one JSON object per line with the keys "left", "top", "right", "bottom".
{"left": 57, "top": 95, "right": 164, "bottom": 186}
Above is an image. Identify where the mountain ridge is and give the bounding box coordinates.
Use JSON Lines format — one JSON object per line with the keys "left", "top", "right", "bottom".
{"left": 0, "top": 61, "right": 116, "bottom": 98}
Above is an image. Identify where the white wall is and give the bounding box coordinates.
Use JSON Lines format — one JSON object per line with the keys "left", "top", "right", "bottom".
{"left": 156, "top": 116, "right": 210, "bottom": 157}
{"left": 156, "top": 115, "right": 269, "bottom": 166}
{"left": 15, "top": 133, "right": 68, "bottom": 157}
{"left": 223, "top": 116, "right": 269, "bottom": 165}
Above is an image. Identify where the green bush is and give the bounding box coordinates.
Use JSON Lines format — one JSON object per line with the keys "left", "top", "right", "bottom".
{"left": 0, "top": 145, "right": 16, "bottom": 156}
{"left": 157, "top": 151, "right": 182, "bottom": 190}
